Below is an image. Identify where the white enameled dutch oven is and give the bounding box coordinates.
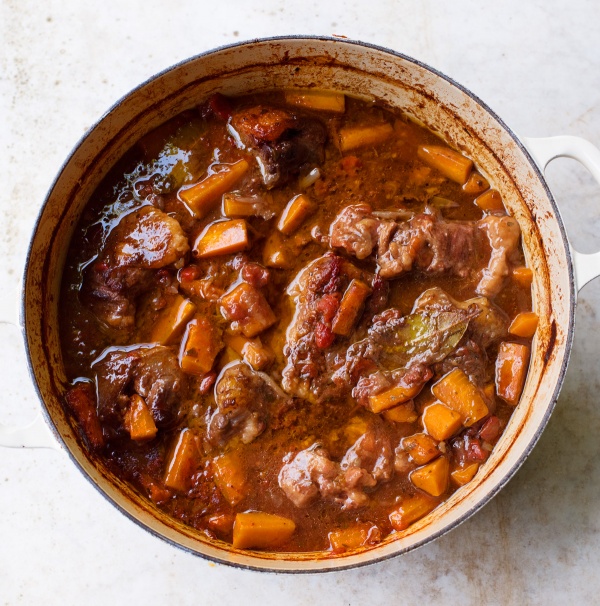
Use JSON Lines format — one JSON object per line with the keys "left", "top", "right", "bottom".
{"left": 2, "top": 36, "right": 600, "bottom": 573}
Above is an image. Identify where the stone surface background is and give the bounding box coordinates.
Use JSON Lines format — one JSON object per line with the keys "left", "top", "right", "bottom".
{"left": 1, "top": 1, "right": 599, "bottom": 604}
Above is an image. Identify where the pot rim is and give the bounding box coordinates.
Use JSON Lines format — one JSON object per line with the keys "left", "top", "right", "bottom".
{"left": 21, "top": 35, "right": 577, "bottom": 573}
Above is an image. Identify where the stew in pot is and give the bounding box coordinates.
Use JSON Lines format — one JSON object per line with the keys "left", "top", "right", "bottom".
{"left": 60, "top": 90, "right": 535, "bottom": 553}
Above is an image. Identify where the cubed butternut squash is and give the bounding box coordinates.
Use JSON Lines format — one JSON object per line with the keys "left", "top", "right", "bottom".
{"left": 220, "top": 282, "right": 276, "bottom": 337}
{"left": 151, "top": 295, "right": 196, "bottom": 345}
{"left": 179, "top": 317, "right": 223, "bottom": 375}
{"left": 180, "top": 159, "right": 249, "bottom": 218}
{"left": 462, "top": 172, "right": 490, "bottom": 195}
{"left": 508, "top": 312, "right": 539, "bottom": 338}
{"left": 277, "top": 194, "right": 316, "bottom": 235}
{"left": 284, "top": 89, "right": 346, "bottom": 113}
{"left": 213, "top": 451, "right": 246, "bottom": 506}
{"left": 417, "top": 145, "right": 473, "bottom": 184}
{"left": 224, "top": 333, "right": 273, "bottom": 370}
{"left": 382, "top": 401, "right": 418, "bottom": 424}
{"left": 422, "top": 402, "right": 462, "bottom": 441}
{"left": 368, "top": 382, "right": 424, "bottom": 414}
{"left": 232, "top": 512, "right": 296, "bottom": 550}
{"left": 339, "top": 123, "right": 394, "bottom": 152}
{"left": 262, "top": 231, "right": 295, "bottom": 269}
{"left": 410, "top": 456, "right": 450, "bottom": 497}
{"left": 512, "top": 266, "right": 533, "bottom": 288}
{"left": 402, "top": 433, "right": 440, "bottom": 465}
{"left": 127, "top": 394, "right": 157, "bottom": 441}
{"left": 193, "top": 219, "right": 249, "bottom": 258}
{"left": 495, "top": 342, "right": 530, "bottom": 405}
{"left": 328, "top": 523, "right": 380, "bottom": 552}
{"left": 331, "top": 279, "right": 372, "bottom": 336}
{"left": 450, "top": 462, "right": 480, "bottom": 486}
{"left": 474, "top": 189, "right": 505, "bottom": 212}
{"left": 164, "top": 429, "right": 199, "bottom": 492}
{"left": 389, "top": 494, "right": 438, "bottom": 531}
{"left": 432, "top": 368, "right": 489, "bottom": 427}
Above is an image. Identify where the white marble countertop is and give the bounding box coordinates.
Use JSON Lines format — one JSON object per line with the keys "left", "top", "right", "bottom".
{"left": 2, "top": 1, "right": 600, "bottom": 604}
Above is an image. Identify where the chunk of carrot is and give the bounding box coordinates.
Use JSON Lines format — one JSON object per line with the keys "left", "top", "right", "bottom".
{"left": 432, "top": 368, "right": 489, "bottom": 427}
{"left": 402, "top": 433, "right": 440, "bottom": 465}
{"left": 382, "top": 400, "right": 418, "bottom": 424}
{"left": 219, "top": 282, "right": 276, "bottom": 337}
{"left": 508, "top": 312, "right": 539, "bottom": 338}
{"left": 151, "top": 295, "right": 196, "bottom": 345}
{"left": 512, "top": 266, "right": 533, "bottom": 288}
{"left": 474, "top": 189, "right": 505, "bottom": 212}
{"left": 193, "top": 219, "right": 249, "bottom": 258}
{"left": 410, "top": 456, "right": 450, "bottom": 497}
{"left": 331, "top": 279, "right": 372, "bottom": 337}
{"left": 224, "top": 333, "right": 273, "bottom": 370}
{"left": 262, "top": 231, "right": 295, "bottom": 269}
{"left": 127, "top": 394, "right": 157, "bottom": 441}
{"left": 284, "top": 89, "right": 346, "bottom": 113}
{"left": 495, "top": 341, "right": 530, "bottom": 405}
{"left": 417, "top": 145, "right": 473, "bottom": 184}
{"left": 232, "top": 512, "right": 296, "bottom": 550}
{"left": 462, "top": 172, "right": 490, "bottom": 195}
{"left": 339, "top": 123, "right": 394, "bottom": 152}
{"left": 180, "top": 159, "right": 249, "bottom": 218}
{"left": 277, "top": 194, "right": 316, "bottom": 235}
{"left": 179, "top": 317, "right": 223, "bottom": 375}
{"left": 328, "top": 523, "right": 380, "bottom": 552}
{"left": 422, "top": 402, "right": 462, "bottom": 441}
{"left": 222, "top": 193, "right": 269, "bottom": 218}
{"left": 368, "top": 383, "right": 424, "bottom": 414}
{"left": 389, "top": 494, "right": 439, "bottom": 531}
{"left": 213, "top": 451, "right": 247, "bottom": 506}
{"left": 450, "top": 462, "right": 480, "bottom": 486}
{"left": 164, "top": 429, "right": 199, "bottom": 491}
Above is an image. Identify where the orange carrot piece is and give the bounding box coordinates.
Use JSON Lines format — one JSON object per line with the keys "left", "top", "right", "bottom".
{"left": 224, "top": 333, "right": 273, "bottom": 370}
{"left": 193, "top": 219, "right": 249, "bottom": 258}
{"left": 339, "top": 123, "right": 394, "bottom": 152}
{"left": 213, "top": 451, "right": 247, "bottom": 506}
{"left": 422, "top": 402, "right": 462, "bottom": 441}
{"left": 262, "top": 231, "right": 295, "bottom": 269}
{"left": 474, "top": 188, "right": 505, "bottom": 212}
{"left": 495, "top": 342, "right": 530, "bottom": 405}
{"left": 284, "top": 89, "right": 346, "bottom": 113}
{"left": 417, "top": 145, "right": 473, "bottom": 184}
{"left": 508, "top": 312, "right": 539, "bottom": 338}
{"left": 180, "top": 159, "right": 249, "bottom": 218}
{"left": 164, "top": 429, "right": 199, "bottom": 491}
{"left": 368, "top": 383, "right": 424, "bottom": 414}
{"left": 151, "top": 295, "right": 196, "bottom": 345}
{"left": 512, "top": 266, "right": 534, "bottom": 288}
{"left": 402, "top": 433, "right": 440, "bottom": 465}
{"left": 232, "top": 512, "right": 296, "bottom": 549}
{"left": 462, "top": 172, "right": 490, "bottom": 195}
{"left": 432, "top": 368, "right": 489, "bottom": 427}
{"left": 450, "top": 462, "right": 480, "bottom": 486}
{"left": 331, "top": 279, "right": 372, "bottom": 336}
{"left": 179, "top": 317, "right": 223, "bottom": 375}
{"left": 127, "top": 394, "right": 157, "bottom": 441}
{"left": 382, "top": 401, "right": 418, "bottom": 424}
{"left": 328, "top": 523, "right": 380, "bottom": 552}
{"left": 410, "top": 456, "right": 450, "bottom": 497}
{"left": 389, "top": 494, "right": 439, "bottom": 531}
{"left": 277, "top": 194, "right": 316, "bottom": 235}
{"left": 220, "top": 282, "right": 276, "bottom": 337}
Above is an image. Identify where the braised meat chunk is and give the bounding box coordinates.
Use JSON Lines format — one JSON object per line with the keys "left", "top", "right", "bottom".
{"left": 229, "top": 106, "right": 327, "bottom": 189}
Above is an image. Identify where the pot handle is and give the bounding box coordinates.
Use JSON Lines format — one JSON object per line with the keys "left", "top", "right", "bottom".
{"left": 522, "top": 135, "right": 600, "bottom": 291}
{"left": 0, "top": 292, "right": 58, "bottom": 449}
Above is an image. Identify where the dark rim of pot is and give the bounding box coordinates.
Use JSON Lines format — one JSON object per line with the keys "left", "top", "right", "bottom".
{"left": 21, "top": 35, "right": 577, "bottom": 574}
